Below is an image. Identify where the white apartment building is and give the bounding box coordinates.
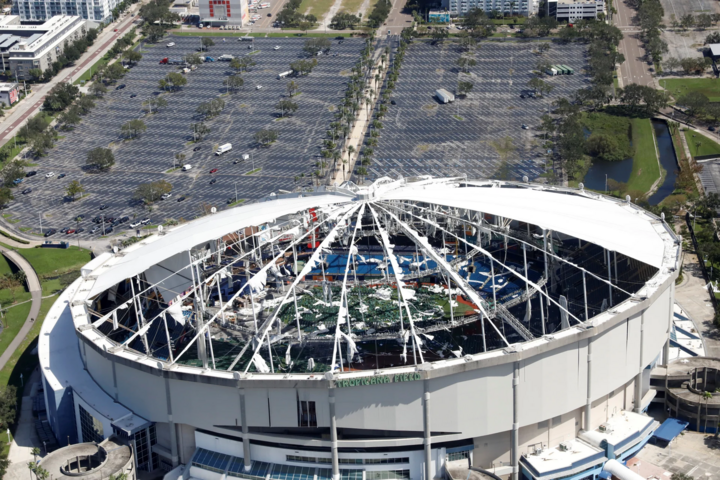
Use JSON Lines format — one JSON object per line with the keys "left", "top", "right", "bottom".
{"left": 0, "top": 15, "right": 88, "bottom": 79}
{"left": 443, "top": 0, "right": 538, "bottom": 17}
{"left": 547, "top": 0, "right": 604, "bottom": 20}
{"left": 199, "top": 0, "right": 248, "bottom": 26}
{"left": 13, "top": 0, "right": 120, "bottom": 23}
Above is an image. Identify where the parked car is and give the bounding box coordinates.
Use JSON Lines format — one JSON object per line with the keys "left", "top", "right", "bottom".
{"left": 210, "top": 178, "right": 217, "bottom": 185}
{"left": 121, "top": 216, "right": 130, "bottom": 223}
{"left": 76, "top": 214, "right": 85, "bottom": 220}
{"left": 167, "top": 42, "right": 176, "bottom": 47}
{"left": 521, "top": 124, "right": 529, "bottom": 130}
{"left": 12, "top": 178, "right": 22, "bottom": 185}
{"left": 26, "top": 171, "right": 37, "bottom": 177}
{"left": 130, "top": 221, "right": 141, "bottom": 228}
{"left": 116, "top": 84, "right": 126, "bottom": 90}
{"left": 130, "top": 93, "right": 137, "bottom": 98}
{"left": 209, "top": 168, "right": 218, "bottom": 174}
{"left": 141, "top": 217, "right": 151, "bottom": 224}
{"left": 60, "top": 227, "right": 69, "bottom": 233}
{"left": 58, "top": 173, "right": 66, "bottom": 179}
{"left": 66, "top": 229, "right": 76, "bottom": 234}
{"left": 256, "top": 85, "right": 263, "bottom": 90}
{"left": 390, "top": 100, "right": 397, "bottom": 105}
{"left": 177, "top": 196, "right": 186, "bottom": 202}
{"left": 44, "top": 229, "right": 57, "bottom": 237}
{"left": 90, "top": 227, "right": 98, "bottom": 234}
{"left": 45, "top": 172, "right": 55, "bottom": 178}
{"left": 710, "top": 126, "right": 716, "bottom": 132}
{"left": 161, "top": 193, "right": 173, "bottom": 200}
{"left": 22, "top": 188, "right": 32, "bottom": 194}
{"left": 274, "top": 45, "right": 280, "bottom": 50}
{"left": 99, "top": 204, "right": 108, "bottom": 210}
{"left": 193, "top": 146, "right": 202, "bottom": 151}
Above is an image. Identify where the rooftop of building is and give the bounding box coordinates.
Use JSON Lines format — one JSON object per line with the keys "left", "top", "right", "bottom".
{"left": 0, "top": 15, "right": 84, "bottom": 53}
{"left": 38, "top": 437, "right": 132, "bottom": 480}
{"left": 0, "top": 82, "right": 18, "bottom": 90}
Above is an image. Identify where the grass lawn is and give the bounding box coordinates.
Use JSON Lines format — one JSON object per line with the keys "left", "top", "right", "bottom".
{"left": 340, "top": 0, "right": 365, "bottom": 14}
{"left": 74, "top": 52, "right": 112, "bottom": 85}
{"left": 299, "top": 0, "right": 336, "bottom": 21}
{"left": 15, "top": 246, "right": 92, "bottom": 277}
{"left": 627, "top": 118, "right": 660, "bottom": 193}
{"left": 659, "top": 78, "right": 720, "bottom": 102}
{"left": 0, "top": 255, "right": 14, "bottom": 276}
{"left": 684, "top": 130, "right": 720, "bottom": 158}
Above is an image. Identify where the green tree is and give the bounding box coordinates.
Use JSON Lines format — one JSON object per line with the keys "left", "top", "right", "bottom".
{"left": 254, "top": 129, "right": 279, "bottom": 147}
{"left": 1, "top": 161, "right": 25, "bottom": 188}
{"left": 201, "top": 37, "right": 215, "bottom": 50}
{"left": 89, "top": 82, "right": 108, "bottom": 97}
{"left": 678, "top": 91, "right": 710, "bottom": 116}
{"left": 121, "top": 119, "right": 147, "bottom": 139}
{"left": 123, "top": 49, "right": 143, "bottom": 64}
{"left": 286, "top": 80, "right": 299, "bottom": 97}
{"left": 160, "top": 72, "right": 187, "bottom": 91}
{"left": 58, "top": 106, "right": 82, "bottom": 130}
{"left": 65, "top": 180, "right": 85, "bottom": 200}
{"left": 191, "top": 122, "right": 210, "bottom": 141}
{"left": 0, "top": 187, "right": 13, "bottom": 208}
{"left": 186, "top": 52, "right": 204, "bottom": 66}
{"left": 86, "top": 147, "right": 115, "bottom": 170}
{"left": 276, "top": 99, "right": 298, "bottom": 117}
{"left": 303, "top": 38, "right": 331, "bottom": 56}
{"left": 134, "top": 180, "right": 172, "bottom": 203}
{"left": 223, "top": 75, "right": 244, "bottom": 93}
{"left": 458, "top": 81, "right": 474, "bottom": 97}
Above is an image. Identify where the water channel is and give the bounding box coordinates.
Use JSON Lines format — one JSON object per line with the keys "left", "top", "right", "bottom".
{"left": 582, "top": 119, "right": 678, "bottom": 205}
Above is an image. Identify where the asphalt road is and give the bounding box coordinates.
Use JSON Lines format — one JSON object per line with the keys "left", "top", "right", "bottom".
{"left": 358, "top": 40, "right": 588, "bottom": 182}
{"left": 3, "top": 35, "right": 365, "bottom": 238}
{"left": 615, "top": 0, "right": 654, "bottom": 88}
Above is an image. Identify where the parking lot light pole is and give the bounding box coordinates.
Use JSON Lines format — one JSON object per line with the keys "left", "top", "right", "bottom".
{"left": 39, "top": 213, "right": 42, "bottom": 235}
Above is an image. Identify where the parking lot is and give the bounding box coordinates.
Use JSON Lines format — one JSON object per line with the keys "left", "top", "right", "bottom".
{"left": 361, "top": 40, "right": 589, "bottom": 182}
{"left": 4, "top": 35, "right": 364, "bottom": 238}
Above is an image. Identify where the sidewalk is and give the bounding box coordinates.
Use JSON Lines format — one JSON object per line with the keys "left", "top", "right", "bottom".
{"left": 675, "top": 252, "right": 720, "bottom": 358}
{"left": 0, "top": 9, "right": 141, "bottom": 149}
{"left": 330, "top": 40, "right": 389, "bottom": 184}
{"left": 5, "top": 369, "right": 44, "bottom": 480}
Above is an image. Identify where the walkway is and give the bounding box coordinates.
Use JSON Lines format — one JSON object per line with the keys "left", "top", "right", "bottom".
{"left": 0, "top": 245, "right": 41, "bottom": 371}
{"left": 4, "top": 369, "right": 44, "bottom": 480}
{"left": 0, "top": 8, "right": 142, "bottom": 148}
{"left": 675, "top": 252, "right": 720, "bottom": 358}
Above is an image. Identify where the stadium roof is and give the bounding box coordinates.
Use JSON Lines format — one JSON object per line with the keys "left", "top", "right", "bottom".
{"left": 85, "top": 179, "right": 673, "bottom": 301}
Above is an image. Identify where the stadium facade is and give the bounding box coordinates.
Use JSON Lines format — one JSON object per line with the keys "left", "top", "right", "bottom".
{"left": 39, "top": 177, "right": 680, "bottom": 480}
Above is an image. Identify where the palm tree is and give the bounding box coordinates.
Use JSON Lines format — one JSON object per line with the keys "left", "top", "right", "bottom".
{"left": 347, "top": 145, "right": 355, "bottom": 164}
{"left": 332, "top": 149, "right": 341, "bottom": 171}
{"left": 31, "top": 447, "right": 40, "bottom": 462}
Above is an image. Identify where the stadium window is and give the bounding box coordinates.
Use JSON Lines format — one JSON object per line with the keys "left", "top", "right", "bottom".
{"left": 79, "top": 404, "right": 104, "bottom": 443}
{"left": 297, "top": 400, "right": 317, "bottom": 427}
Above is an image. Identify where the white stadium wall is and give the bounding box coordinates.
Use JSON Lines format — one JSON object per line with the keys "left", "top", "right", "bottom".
{"left": 39, "top": 179, "right": 681, "bottom": 480}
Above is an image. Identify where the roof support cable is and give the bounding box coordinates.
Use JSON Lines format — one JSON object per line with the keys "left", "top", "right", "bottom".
{"left": 380, "top": 201, "right": 583, "bottom": 328}
{"left": 238, "top": 204, "right": 361, "bottom": 374}
{"left": 166, "top": 204, "right": 356, "bottom": 368}
{"left": 374, "top": 204, "right": 509, "bottom": 350}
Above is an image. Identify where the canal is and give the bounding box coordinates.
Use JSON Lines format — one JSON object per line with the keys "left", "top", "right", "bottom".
{"left": 582, "top": 119, "right": 678, "bottom": 205}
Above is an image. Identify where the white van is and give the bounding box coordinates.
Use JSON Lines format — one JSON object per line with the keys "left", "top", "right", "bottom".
{"left": 216, "top": 143, "right": 233, "bottom": 155}
{"left": 278, "top": 70, "right": 293, "bottom": 79}
{"left": 182, "top": 164, "right": 192, "bottom": 171}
